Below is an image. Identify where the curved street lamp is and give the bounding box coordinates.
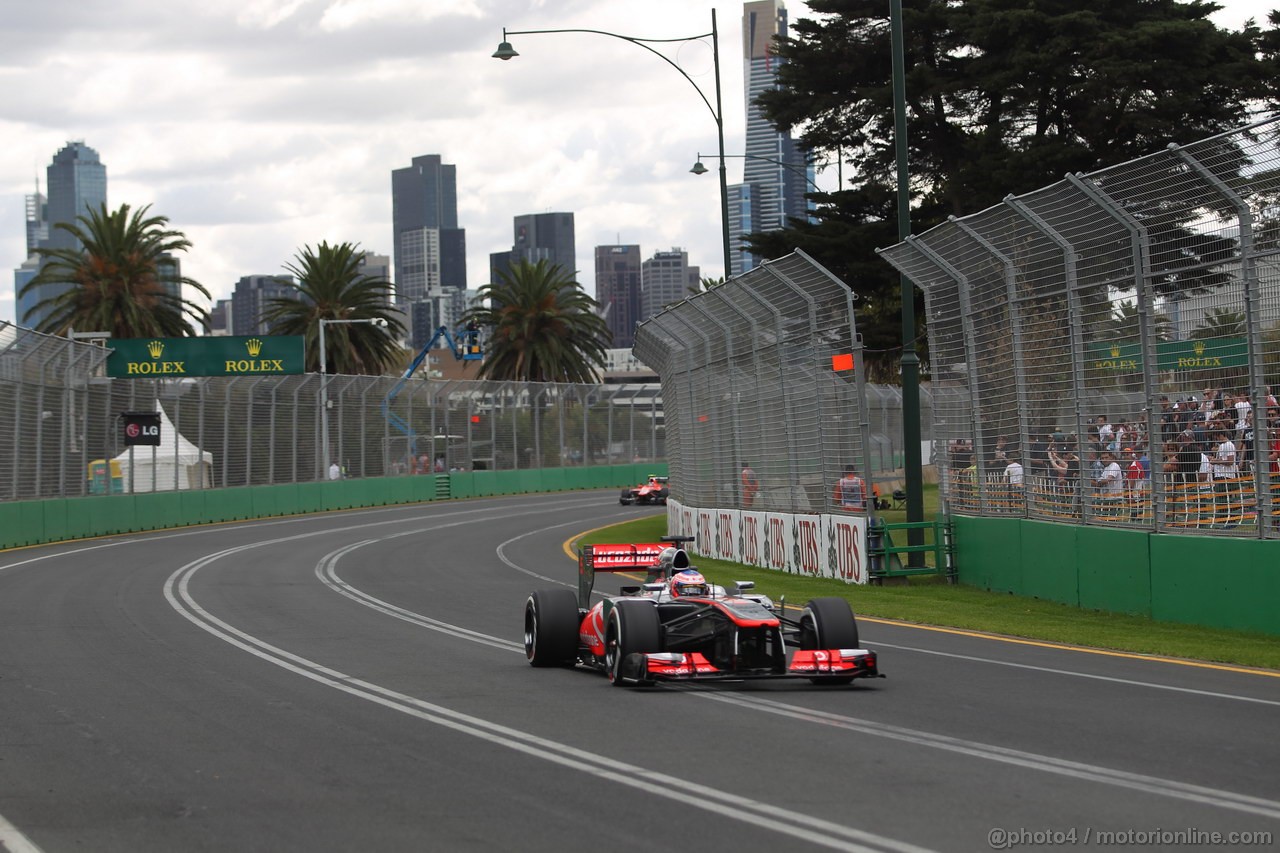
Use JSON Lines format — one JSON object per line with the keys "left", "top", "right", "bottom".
{"left": 493, "top": 13, "right": 733, "bottom": 280}
{"left": 690, "top": 151, "right": 821, "bottom": 191}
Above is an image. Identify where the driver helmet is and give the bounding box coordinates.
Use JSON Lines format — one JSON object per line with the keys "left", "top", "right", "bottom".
{"left": 669, "top": 569, "right": 709, "bottom": 598}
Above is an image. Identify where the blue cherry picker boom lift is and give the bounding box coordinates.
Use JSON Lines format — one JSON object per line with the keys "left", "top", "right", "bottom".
{"left": 381, "top": 324, "right": 482, "bottom": 471}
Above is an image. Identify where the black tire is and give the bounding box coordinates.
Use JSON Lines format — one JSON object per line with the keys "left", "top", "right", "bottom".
{"left": 525, "top": 589, "right": 580, "bottom": 667}
{"left": 605, "top": 603, "right": 662, "bottom": 686}
{"left": 799, "top": 598, "right": 860, "bottom": 685}
{"left": 657, "top": 488, "right": 669, "bottom": 504}
{"left": 620, "top": 489, "right": 633, "bottom": 505}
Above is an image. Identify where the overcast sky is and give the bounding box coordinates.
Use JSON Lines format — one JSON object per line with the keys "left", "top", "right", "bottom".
{"left": 1, "top": 0, "right": 1272, "bottom": 328}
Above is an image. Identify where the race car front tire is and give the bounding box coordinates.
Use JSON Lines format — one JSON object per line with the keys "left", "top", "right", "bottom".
{"left": 525, "top": 589, "right": 580, "bottom": 667}
{"left": 605, "top": 603, "right": 661, "bottom": 687}
{"left": 619, "top": 489, "right": 634, "bottom": 505}
{"left": 798, "top": 598, "right": 861, "bottom": 685}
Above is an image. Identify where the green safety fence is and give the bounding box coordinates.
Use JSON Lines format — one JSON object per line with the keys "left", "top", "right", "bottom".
{"left": 0, "top": 464, "right": 667, "bottom": 552}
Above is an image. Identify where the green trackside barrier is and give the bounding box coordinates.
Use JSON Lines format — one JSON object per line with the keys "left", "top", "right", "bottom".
{"left": 954, "top": 515, "right": 1280, "bottom": 636}
{"left": 0, "top": 464, "right": 670, "bottom": 552}
{"left": 134, "top": 491, "right": 184, "bottom": 533}
{"left": 295, "top": 481, "right": 324, "bottom": 514}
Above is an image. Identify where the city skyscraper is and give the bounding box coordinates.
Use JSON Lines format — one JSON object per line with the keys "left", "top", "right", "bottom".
{"left": 595, "top": 245, "right": 642, "bottom": 349}
{"left": 17, "top": 142, "right": 107, "bottom": 328}
{"left": 390, "top": 154, "right": 467, "bottom": 302}
{"left": 729, "top": 0, "right": 812, "bottom": 277}
{"left": 641, "top": 248, "right": 700, "bottom": 320}
{"left": 491, "top": 212, "right": 577, "bottom": 288}
{"left": 230, "top": 274, "right": 295, "bottom": 336}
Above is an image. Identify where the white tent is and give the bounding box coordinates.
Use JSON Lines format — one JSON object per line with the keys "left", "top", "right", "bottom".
{"left": 113, "top": 406, "right": 214, "bottom": 493}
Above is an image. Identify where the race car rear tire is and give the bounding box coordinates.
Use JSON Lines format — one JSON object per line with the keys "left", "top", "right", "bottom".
{"left": 799, "top": 598, "right": 860, "bottom": 685}
{"left": 525, "top": 589, "right": 580, "bottom": 667}
{"left": 605, "top": 603, "right": 661, "bottom": 686}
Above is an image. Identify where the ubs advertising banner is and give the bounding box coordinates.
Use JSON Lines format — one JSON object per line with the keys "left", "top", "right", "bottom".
{"left": 666, "top": 499, "right": 869, "bottom": 584}
{"left": 107, "top": 336, "right": 305, "bottom": 378}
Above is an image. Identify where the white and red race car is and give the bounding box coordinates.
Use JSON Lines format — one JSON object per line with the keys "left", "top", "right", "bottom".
{"left": 523, "top": 538, "right": 882, "bottom": 687}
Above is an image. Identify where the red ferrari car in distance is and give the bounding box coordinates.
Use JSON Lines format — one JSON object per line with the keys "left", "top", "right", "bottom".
{"left": 619, "top": 475, "right": 669, "bottom": 505}
{"left": 523, "top": 537, "right": 882, "bottom": 687}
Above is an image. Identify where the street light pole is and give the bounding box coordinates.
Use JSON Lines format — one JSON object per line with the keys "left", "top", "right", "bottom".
{"left": 494, "top": 11, "right": 733, "bottom": 280}
{"left": 890, "top": 0, "right": 924, "bottom": 560}
{"left": 318, "top": 317, "right": 386, "bottom": 479}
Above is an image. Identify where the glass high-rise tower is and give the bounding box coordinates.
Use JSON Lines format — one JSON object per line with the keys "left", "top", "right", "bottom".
{"left": 391, "top": 154, "right": 467, "bottom": 303}
{"left": 729, "top": 0, "right": 812, "bottom": 277}
{"left": 18, "top": 142, "right": 107, "bottom": 329}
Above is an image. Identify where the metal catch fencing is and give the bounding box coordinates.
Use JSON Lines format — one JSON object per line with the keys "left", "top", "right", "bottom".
{"left": 0, "top": 321, "right": 665, "bottom": 502}
{"left": 634, "top": 250, "right": 926, "bottom": 515}
{"left": 878, "top": 116, "right": 1280, "bottom": 538}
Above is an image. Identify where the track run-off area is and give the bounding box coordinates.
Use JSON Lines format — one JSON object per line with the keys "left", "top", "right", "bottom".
{"left": 1, "top": 492, "right": 1276, "bottom": 852}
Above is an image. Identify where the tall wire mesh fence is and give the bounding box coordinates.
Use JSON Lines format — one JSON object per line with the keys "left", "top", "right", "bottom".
{"left": 0, "top": 322, "right": 666, "bottom": 501}
{"left": 634, "top": 250, "right": 926, "bottom": 515}
{"left": 879, "top": 116, "right": 1280, "bottom": 538}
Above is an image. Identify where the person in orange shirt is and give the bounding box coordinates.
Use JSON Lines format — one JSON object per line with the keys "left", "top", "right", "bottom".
{"left": 740, "top": 462, "right": 759, "bottom": 508}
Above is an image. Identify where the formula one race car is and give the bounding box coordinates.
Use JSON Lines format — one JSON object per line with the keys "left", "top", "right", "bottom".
{"left": 523, "top": 538, "right": 881, "bottom": 687}
{"left": 619, "top": 475, "right": 669, "bottom": 506}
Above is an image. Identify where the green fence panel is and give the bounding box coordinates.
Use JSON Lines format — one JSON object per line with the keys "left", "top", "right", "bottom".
{"left": 953, "top": 515, "right": 1023, "bottom": 594}
{"left": 1076, "top": 526, "right": 1151, "bottom": 617}
{"left": 1018, "top": 520, "right": 1080, "bottom": 606}
{"left": 470, "top": 471, "right": 497, "bottom": 498}
{"left": 540, "top": 467, "right": 568, "bottom": 492}
{"left": 92, "top": 495, "right": 135, "bottom": 535}
{"left": 294, "top": 482, "right": 322, "bottom": 515}
{"left": 63, "top": 497, "right": 97, "bottom": 543}
{"left": 1150, "top": 535, "right": 1280, "bottom": 635}
{"left": 134, "top": 492, "right": 183, "bottom": 532}
{"left": 1, "top": 502, "right": 28, "bottom": 547}
{"left": 250, "top": 484, "right": 284, "bottom": 519}
{"left": 179, "top": 490, "right": 209, "bottom": 526}
{"left": 448, "top": 472, "right": 475, "bottom": 499}
{"left": 36, "top": 499, "right": 68, "bottom": 544}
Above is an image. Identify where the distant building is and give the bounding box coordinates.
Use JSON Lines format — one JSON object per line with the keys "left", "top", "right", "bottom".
{"left": 595, "top": 245, "right": 642, "bottom": 349}
{"left": 230, "top": 274, "right": 296, "bottom": 336}
{"left": 641, "top": 248, "right": 700, "bottom": 319}
{"left": 18, "top": 142, "right": 108, "bottom": 329}
{"left": 209, "top": 299, "right": 231, "bottom": 336}
{"left": 391, "top": 154, "right": 467, "bottom": 302}
{"left": 728, "top": 1, "right": 812, "bottom": 277}
{"left": 512, "top": 212, "right": 576, "bottom": 276}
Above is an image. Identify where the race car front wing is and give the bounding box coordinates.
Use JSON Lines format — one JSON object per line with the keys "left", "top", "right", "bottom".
{"left": 616, "top": 649, "right": 882, "bottom": 685}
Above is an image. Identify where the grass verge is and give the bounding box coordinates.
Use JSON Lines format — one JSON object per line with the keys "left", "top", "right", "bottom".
{"left": 576, "top": 512, "right": 1280, "bottom": 672}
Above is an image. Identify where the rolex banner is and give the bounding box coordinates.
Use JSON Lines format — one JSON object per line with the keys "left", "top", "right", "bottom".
{"left": 1087, "top": 337, "right": 1248, "bottom": 372}
{"left": 106, "top": 336, "right": 305, "bottom": 378}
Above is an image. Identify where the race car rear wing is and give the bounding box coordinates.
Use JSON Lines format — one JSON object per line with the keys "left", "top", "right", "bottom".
{"left": 577, "top": 536, "right": 694, "bottom": 608}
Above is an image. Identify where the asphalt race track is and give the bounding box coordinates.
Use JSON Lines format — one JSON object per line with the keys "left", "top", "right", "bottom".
{"left": 1, "top": 491, "right": 1277, "bottom": 853}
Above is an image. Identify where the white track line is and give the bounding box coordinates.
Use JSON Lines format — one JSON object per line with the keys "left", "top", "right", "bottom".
{"left": 166, "top": 541, "right": 932, "bottom": 853}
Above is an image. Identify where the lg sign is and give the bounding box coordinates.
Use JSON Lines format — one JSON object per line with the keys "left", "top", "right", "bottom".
{"left": 121, "top": 412, "right": 161, "bottom": 447}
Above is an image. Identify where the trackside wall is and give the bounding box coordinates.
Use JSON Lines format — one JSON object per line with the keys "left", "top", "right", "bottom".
{"left": 0, "top": 464, "right": 666, "bottom": 551}
{"left": 952, "top": 515, "right": 1280, "bottom": 636}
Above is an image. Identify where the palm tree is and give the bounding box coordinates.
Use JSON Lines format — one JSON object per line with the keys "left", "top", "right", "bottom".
{"left": 261, "top": 241, "right": 405, "bottom": 375}
{"left": 1102, "top": 299, "right": 1172, "bottom": 342}
{"left": 1192, "top": 307, "right": 1246, "bottom": 340}
{"left": 462, "top": 260, "right": 610, "bottom": 382}
{"left": 20, "top": 202, "right": 210, "bottom": 337}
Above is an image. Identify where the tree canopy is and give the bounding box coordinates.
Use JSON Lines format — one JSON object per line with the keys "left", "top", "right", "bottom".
{"left": 750, "top": 0, "right": 1279, "bottom": 378}
{"left": 462, "top": 260, "right": 610, "bottom": 383}
{"left": 21, "top": 202, "right": 209, "bottom": 337}
{"left": 261, "top": 241, "right": 405, "bottom": 375}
